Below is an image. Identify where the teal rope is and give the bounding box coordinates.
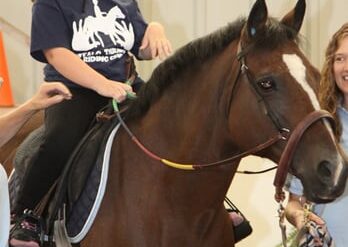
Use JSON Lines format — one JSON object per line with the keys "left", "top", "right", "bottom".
{"left": 112, "top": 98, "right": 119, "bottom": 112}
{"left": 112, "top": 95, "right": 136, "bottom": 138}
{"left": 112, "top": 91, "right": 137, "bottom": 112}
{"left": 126, "top": 91, "right": 137, "bottom": 100}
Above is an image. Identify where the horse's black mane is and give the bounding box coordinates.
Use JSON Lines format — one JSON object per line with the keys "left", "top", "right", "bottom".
{"left": 125, "top": 17, "right": 300, "bottom": 120}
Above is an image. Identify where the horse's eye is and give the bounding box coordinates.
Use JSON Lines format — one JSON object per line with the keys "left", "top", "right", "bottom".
{"left": 257, "top": 79, "right": 275, "bottom": 91}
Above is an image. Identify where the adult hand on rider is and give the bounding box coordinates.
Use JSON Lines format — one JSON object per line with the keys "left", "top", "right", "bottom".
{"left": 94, "top": 80, "right": 133, "bottom": 102}
{"left": 139, "top": 22, "right": 172, "bottom": 60}
{"left": 28, "top": 82, "right": 72, "bottom": 110}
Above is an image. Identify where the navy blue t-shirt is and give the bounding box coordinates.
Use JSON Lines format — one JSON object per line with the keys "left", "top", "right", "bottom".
{"left": 30, "top": 0, "right": 147, "bottom": 87}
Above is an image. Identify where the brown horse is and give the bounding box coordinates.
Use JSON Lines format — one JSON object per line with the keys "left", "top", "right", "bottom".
{"left": 84, "top": 0, "right": 348, "bottom": 246}
{"left": 2, "top": 0, "right": 348, "bottom": 246}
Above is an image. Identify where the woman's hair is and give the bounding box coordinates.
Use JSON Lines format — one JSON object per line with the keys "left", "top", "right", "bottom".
{"left": 319, "top": 23, "right": 348, "bottom": 139}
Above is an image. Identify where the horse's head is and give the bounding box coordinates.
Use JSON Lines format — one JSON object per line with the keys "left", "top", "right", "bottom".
{"left": 124, "top": 0, "right": 348, "bottom": 204}
{"left": 227, "top": 0, "right": 348, "bottom": 203}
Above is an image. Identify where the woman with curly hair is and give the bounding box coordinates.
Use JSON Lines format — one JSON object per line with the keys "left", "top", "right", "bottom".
{"left": 285, "top": 23, "right": 348, "bottom": 247}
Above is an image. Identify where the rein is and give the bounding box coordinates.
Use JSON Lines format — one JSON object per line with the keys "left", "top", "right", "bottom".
{"left": 112, "top": 99, "right": 286, "bottom": 170}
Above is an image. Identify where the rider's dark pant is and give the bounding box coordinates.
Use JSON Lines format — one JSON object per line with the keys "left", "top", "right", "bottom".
{"left": 15, "top": 87, "right": 109, "bottom": 213}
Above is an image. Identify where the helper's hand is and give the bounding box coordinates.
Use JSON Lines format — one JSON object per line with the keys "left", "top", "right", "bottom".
{"left": 291, "top": 209, "right": 325, "bottom": 230}
{"left": 28, "top": 82, "right": 72, "bottom": 110}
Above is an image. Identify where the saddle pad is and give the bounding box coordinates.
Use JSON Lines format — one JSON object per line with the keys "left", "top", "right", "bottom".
{"left": 8, "top": 170, "right": 18, "bottom": 210}
{"left": 66, "top": 123, "right": 120, "bottom": 243}
{"left": 8, "top": 126, "right": 44, "bottom": 208}
{"left": 8, "top": 123, "right": 121, "bottom": 244}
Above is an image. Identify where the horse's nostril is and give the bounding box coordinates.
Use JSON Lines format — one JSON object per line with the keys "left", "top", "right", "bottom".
{"left": 318, "top": 160, "right": 332, "bottom": 178}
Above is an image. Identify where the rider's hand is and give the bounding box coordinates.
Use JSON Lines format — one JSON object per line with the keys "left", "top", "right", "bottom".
{"left": 139, "top": 22, "right": 172, "bottom": 61}
{"left": 94, "top": 80, "right": 133, "bottom": 102}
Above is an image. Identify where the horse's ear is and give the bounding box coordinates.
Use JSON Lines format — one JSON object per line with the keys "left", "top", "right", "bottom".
{"left": 244, "top": 0, "right": 268, "bottom": 40}
{"left": 281, "top": 0, "right": 306, "bottom": 33}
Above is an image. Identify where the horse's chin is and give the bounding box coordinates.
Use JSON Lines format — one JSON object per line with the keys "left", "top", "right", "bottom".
{"left": 304, "top": 190, "right": 338, "bottom": 204}
{"left": 306, "top": 195, "right": 335, "bottom": 204}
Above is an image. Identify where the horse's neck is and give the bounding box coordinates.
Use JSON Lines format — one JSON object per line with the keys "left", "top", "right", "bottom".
{"left": 127, "top": 60, "right": 241, "bottom": 175}
{"left": 136, "top": 83, "right": 226, "bottom": 159}
{"left": 134, "top": 45, "right": 239, "bottom": 164}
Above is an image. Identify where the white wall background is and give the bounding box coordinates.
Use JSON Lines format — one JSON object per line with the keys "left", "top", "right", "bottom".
{"left": 1, "top": 1, "right": 348, "bottom": 246}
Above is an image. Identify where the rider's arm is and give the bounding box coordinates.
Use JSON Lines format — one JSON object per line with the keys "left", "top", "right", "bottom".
{"left": 0, "top": 82, "right": 71, "bottom": 147}
{"left": 43, "top": 47, "right": 132, "bottom": 102}
{"left": 138, "top": 22, "right": 172, "bottom": 61}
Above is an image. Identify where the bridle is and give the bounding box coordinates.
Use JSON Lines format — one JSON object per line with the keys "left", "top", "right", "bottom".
{"left": 235, "top": 39, "right": 336, "bottom": 247}
{"left": 114, "top": 38, "right": 335, "bottom": 192}
{"left": 235, "top": 40, "right": 336, "bottom": 197}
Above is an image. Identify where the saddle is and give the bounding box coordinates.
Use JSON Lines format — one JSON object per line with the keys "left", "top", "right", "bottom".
{"left": 9, "top": 101, "right": 121, "bottom": 245}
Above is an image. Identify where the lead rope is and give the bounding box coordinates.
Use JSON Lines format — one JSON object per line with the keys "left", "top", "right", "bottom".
{"left": 302, "top": 202, "right": 313, "bottom": 245}
{"left": 278, "top": 201, "right": 288, "bottom": 247}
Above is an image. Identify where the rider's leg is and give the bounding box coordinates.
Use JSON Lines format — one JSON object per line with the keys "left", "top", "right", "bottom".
{"left": 10, "top": 88, "right": 108, "bottom": 247}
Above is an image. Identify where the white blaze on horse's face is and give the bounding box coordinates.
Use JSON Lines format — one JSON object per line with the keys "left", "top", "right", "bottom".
{"left": 282, "top": 53, "right": 335, "bottom": 136}
{"left": 282, "top": 54, "right": 336, "bottom": 133}
{"left": 283, "top": 54, "right": 345, "bottom": 184}
{"left": 282, "top": 54, "right": 320, "bottom": 110}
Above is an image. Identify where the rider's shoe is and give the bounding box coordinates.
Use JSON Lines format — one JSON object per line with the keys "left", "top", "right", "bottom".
{"left": 227, "top": 208, "right": 253, "bottom": 243}
{"left": 9, "top": 209, "right": 43, "bottom": 247}
{"left": 228, "top": 210, "right": 244, "bottom": 226}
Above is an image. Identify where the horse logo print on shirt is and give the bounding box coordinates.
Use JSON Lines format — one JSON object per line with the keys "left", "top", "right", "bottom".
{"left": 72, "top": 0, "right": 135, "bottom": 63}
